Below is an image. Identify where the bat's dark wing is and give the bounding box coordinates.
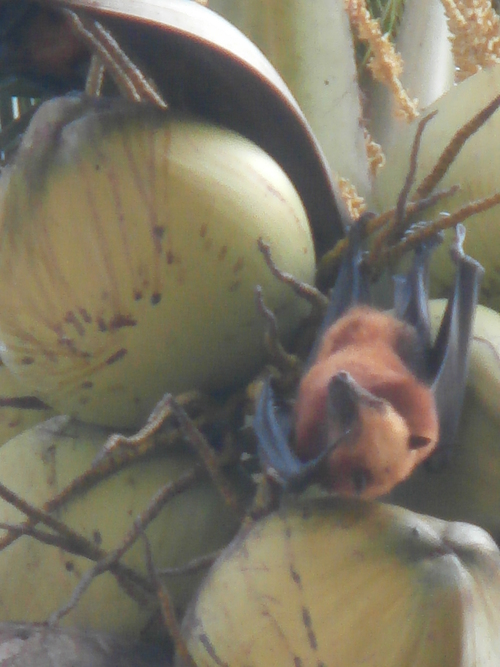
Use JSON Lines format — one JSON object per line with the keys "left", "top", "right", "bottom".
{"left": 394, "top": 224, "right": 484, "bottom": 467}
{"left": 254, "top": 376, "right": 354, "bottom": 492}
{"left": 253, "top": 376, "right": 320, "bottom": 491}
{"left": 306, "top": 220, "right": 371, "bottom": 367}
{"left": 429, "top": 225, "right": 484, "bottom": 466}
{"left": 393, "top": 234, "right": 441, "bottom": 354}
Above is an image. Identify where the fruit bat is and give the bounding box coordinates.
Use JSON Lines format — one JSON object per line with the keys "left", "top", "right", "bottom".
{"left": 253, "top": 223, "right": 484, "bottom": 498}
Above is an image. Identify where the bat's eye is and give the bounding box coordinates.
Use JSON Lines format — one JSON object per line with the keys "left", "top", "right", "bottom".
{"left": 351, "top": 468, "right": 371, "bottom": 495}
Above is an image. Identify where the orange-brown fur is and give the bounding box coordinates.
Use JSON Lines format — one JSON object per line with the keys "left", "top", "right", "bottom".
{"left": 294, "top": 307, "right": 439, "bottom": 498}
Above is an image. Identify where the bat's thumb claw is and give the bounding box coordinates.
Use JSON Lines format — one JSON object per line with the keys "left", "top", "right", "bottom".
{"left": 450, "top": 223, "right": 484, "bottom": 275}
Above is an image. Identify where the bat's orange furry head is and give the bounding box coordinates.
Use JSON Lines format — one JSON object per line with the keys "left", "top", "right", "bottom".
{"left": 294, "top": 307, "right": 439, "bottom": 498}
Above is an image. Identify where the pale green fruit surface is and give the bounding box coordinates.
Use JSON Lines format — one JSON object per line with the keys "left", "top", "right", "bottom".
{"left": 0, "top": 97, "right": 315, "bottom": 428}
{"left": 0, "top": 416, "right": 241, "bottom": 635}
{"left": 390, "top": 300, "right": 500, "bottom": 542}
{"left": 179, "top": 498, "right": 500, "bottom": 667}
{"left": 372, "top": 64, "right": 500, "bottom": 310}
{"left": 462, "top": 302, "right": 500, "bottom": 423}
{"left": 0, "top": 360, "right": 55, "bottom": 446}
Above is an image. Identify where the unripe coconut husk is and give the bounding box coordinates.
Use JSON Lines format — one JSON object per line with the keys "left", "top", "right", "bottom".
{"left": 373, "top": 64, "right": 500, "bottom": 310}
{"left": 0, "top": 95, "right": 315, "bottom": 428}
{"left": 178, "top": 497, "right": 500, "bottom": 667}
{"left": 0, "top": 416, "right": 245, "bottom": 636}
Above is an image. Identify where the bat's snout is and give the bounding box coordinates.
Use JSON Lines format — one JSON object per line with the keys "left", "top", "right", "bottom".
{"left": 325, "top": 371, "right": 433, "bottom": 499}
{"left": 327, "top": 371, "right": 387, "bottom": 442}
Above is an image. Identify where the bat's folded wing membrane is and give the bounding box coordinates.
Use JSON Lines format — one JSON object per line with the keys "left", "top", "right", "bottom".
{"left": 307, "top": 222, "right": 370, "bottom": 366}
{"left": 394, "top": 224, "right": 484, "bottom": 466}
{"left": 254, "top": 377, "right": 346, "bottom": 492}
{"left": 393, "top": 235, "right": 442, "bottom": 352}
{"left": 429, "top": 225, "right": 484, "bottom": 465}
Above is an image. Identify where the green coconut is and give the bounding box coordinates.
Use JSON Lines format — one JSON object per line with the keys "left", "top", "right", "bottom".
{"left": 179, "top": 497, "right": 500, "bottom": 666}
{"left": 0, "top": 416, "right": 244, "bottom": 636}
{"left": 0, "top": 96, "right": 315, "bottom": 428}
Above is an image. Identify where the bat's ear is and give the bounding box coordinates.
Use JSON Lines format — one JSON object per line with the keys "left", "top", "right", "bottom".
{"left": 408, "top": 434, "right": 433, "bottom": 450}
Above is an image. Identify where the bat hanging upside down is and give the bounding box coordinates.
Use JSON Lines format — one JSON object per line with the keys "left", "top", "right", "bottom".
{"left": 253, "top": 224, "right": 484, "bottom": 499}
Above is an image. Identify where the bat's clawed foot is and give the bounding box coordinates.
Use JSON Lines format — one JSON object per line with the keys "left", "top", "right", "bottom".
{"left": 451, "top": 223, "right": 467, "bottom": 261}
{"left": 450, "top": 223, "right": 483, "bottom": 275}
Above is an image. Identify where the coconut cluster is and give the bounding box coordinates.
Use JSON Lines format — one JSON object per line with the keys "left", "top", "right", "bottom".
{"left": 1, "top": 1, "right": 500, "bottom": 666}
